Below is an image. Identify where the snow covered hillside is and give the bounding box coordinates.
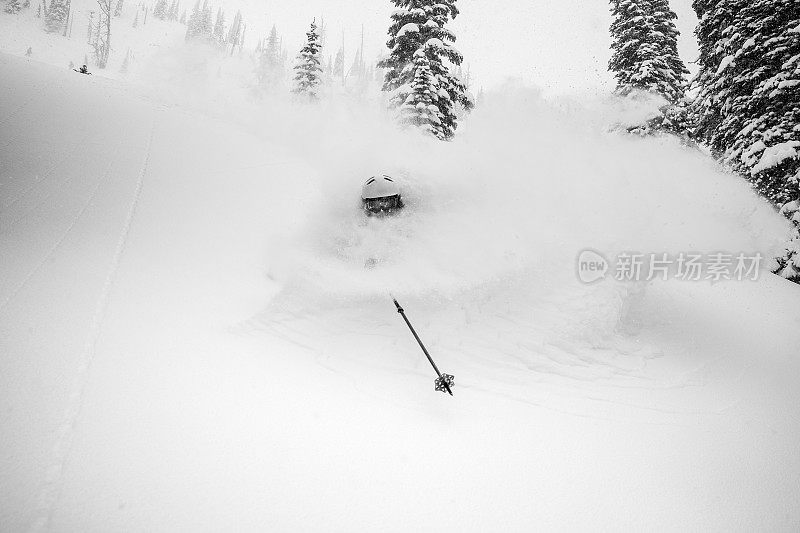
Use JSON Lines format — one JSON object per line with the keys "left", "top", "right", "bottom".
{"left": 2, "top": 51, "right": 800, "bottom": 532}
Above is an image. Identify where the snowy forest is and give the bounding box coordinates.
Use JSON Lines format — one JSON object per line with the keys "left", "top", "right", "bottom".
{"left": 1, "top": 0, "right": 800, "bottom": 531}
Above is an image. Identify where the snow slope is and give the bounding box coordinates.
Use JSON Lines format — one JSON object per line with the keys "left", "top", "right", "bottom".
{"left": 2, "top": 52, "right": 800, "bottom": 532}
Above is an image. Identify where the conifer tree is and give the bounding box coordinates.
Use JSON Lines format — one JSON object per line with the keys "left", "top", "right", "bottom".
{"left": 45, "top": 0, "right": 68, "bottom": 33}
{"left": 608, "top": 0, "right": 688, "bottom": 103}
{"left": 179, "top": 9, "right": 185, "bottom": 24}
{"left": 212, "top": 8, "right": 225, "bottom": 45}
{"left": 292, "top": 20, "right": 322, "bottom": 101}
{"left": 690, "top": 0, "right": 800, "bottom": 206}
{"left": 226, "top": 10, "right": 242, "bottom": 53}
{"left": 184, "top": 0, "right": 199, "bottom": 39}
{"left": 113, "top": 0, "right": 123, "bottom": 17}
{"left": 400, "top": 49, "right": 441, "bottom": 136}
{"left": 773, "top": 200, "right": 800, "bottom": 282}
{"left": 167, "top": 0, "right": 177, "bottom": 21}
{"left": 378, "top": 0, "right": 473, "bottom": 140}
{"left": 153, "top": 0, "right": 166, "bottom": 20}
{"left": 258, "top": 25, "right": 284, "bottom": 90}
{"left": 332, "top": 47, "right": 343, "bottom": 77}
{"left": 199, "top": 0, "right": 212, "bottom": 39}
{"left": 5, "top": 0, "right": 22, "bottom": 14}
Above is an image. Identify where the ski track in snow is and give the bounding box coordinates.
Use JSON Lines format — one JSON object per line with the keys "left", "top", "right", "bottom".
{"left": 0, "top": 90, "right": 36, "bottom": 130}
{"left": 30, "top": 116, "right": 157, "bottom": 533}
{"left": 0, "top": 161, "right": 116, "bottom": 315}
{"left": 0, "top": 131, "right": 93, "bottom": 217}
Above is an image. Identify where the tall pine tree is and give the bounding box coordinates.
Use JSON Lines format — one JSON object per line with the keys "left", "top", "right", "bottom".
{"left": 400, "top": 49, "right": 442, "bottom": 136}
{"left": 609, "top": 0, "right": 688, "bottom": 103}
{"left": 199, "top": 0, "right": 212, "bottom": 40}
{"left": 690, "top": 0, "right": 800, "bottom": 206}
{"left": 774, "top": 199, "right": 800, "bottom": 282}
{"left": 292, "top": 20, "right": 322, "bottom": 101}
{"left": 45, "top": 0, "right": 69, "bottom": 33}
{"left": 212, "top": 8, "right": 225, "bottom": 45}
{"left": 184, "top": 0, "right": 199, "bottom": 40}
{"left": 225, "top": 10, "right": 243, "bottom": 54}
{"left": 257, "top": 25, "right": 284, "bottom": 90}
{"left": 153, "top": 0, "right": 167, "bottom": 20}
{"left": 167, "top": 0, "right": 178, "bottom": 21}
{"left": 378, "top": 0, "right": 473, "bottom": 140}
{"left": 185, "top": 0, "right": 211, "bottom": 41}
{"left": 5, "top": 0, "right": 22, "bottom": 14}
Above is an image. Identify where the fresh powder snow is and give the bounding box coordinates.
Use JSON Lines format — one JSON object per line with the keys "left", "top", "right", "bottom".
{"left": 1, "top": 3, "right": 800, "bottom": 533}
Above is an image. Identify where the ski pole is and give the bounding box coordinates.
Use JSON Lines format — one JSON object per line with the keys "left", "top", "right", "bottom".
{"left": 392, "top": 298, "right": 454, "bottom": 396}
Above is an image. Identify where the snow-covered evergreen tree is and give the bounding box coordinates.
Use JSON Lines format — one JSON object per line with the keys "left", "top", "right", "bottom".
{"left": 690, "top": 0, "right": 800, "bottom": 206}
{"left": 184, "top": 0, "right": 200, "bottom": 40}
{"left": 45, "top": 0, "right": 68, "bottom": 33}
{"left": 377, "top": 0, "right": 473, "bottom": 140}
{"left": 212, "top": 8, "right": 225, "bottom": 45}
{"left": 399, "top": 49, "right": 442, "bottom": 136}
{"left": 226, "top": 10, "right": 242, "bottom": 54}
{"left": 332, "top": 47, "right": 343, "bottom": 78}
{"left": 153, "top": 0, "right": 167, "bottom": 20}
{"left": 179, "top": 9, "right": 185, "bottom": 24}
{"left": 292, "top": 20, "right": 323, "bottom": 101}
{"left": 199, "top": 0, "right": 212, "bottom": 39}
{"left": 257, "top": 25, "right": 284, "bottom": 90}
{"left": 609, "top": 0, "right": 688, "bottom": 103}
{"left": 113, "top": 0, "right": 123, "bottom": 17}
{"left": 167, "top": 0, "right": 177, "bottom": 21}
{"left": 773, "top": 200, "right": 800, "bottom": 282}
{"left": 5, "top": 0, "right": 22, "bottom": 14}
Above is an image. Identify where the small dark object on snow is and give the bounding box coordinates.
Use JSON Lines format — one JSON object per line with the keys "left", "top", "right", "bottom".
{"left": 362, "top": 175, "right": 404, "bottom": 217}
{"left": 393, "top": 298, "right": 454, "bottom": 396}
{"left": 74, "top": 65, "right": 91, "bottom": 75}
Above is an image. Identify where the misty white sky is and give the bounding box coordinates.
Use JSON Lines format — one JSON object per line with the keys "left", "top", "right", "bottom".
{"left": 238, "top": 0, "right": 699, "bottom": 96}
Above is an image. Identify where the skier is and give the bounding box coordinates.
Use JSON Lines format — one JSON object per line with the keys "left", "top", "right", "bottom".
{"left": 74, "top": 64, "right": 91, "bottom": 75}
{"left": 361, "top": 175, "right": 404, "bottom": 217}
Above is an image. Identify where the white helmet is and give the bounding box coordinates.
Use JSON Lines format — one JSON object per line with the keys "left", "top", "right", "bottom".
{"left": 361, "top": 175, "right": 400, "bottom": 200}
{"left": 361, "top": 175, "right": 404, "bottom": 215}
